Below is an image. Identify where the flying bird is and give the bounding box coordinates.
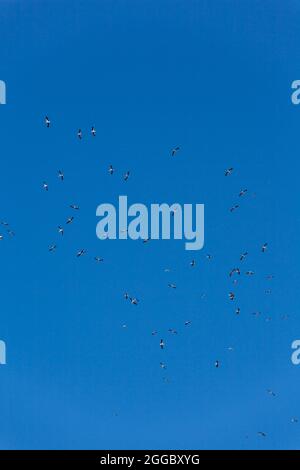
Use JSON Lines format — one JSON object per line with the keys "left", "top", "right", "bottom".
{"left": 77, "top": 129, "right": 82, "bottom": 139}
{"left": 43, "top": 182, "right": 49, "bottom": 191}
{"left": 160, "top": 339, "right": 165, "bottom": 349}
{"left": 129, "top": 297, "right": 139, "bottom": 305}
{"left": 257, "top": 432, "right": 267, "bottom": 437}
{"left": 171, "top": 146, "right": 180, "bottom": 157}
{"left": 184, "top": 321, "right": 192, "bottom": 326}
{"left": 228, "top": 292, "right": 235, "bottom": 301}
{"left": 261, "top": 243, "right": 268, "bottom": 252}
{"left": 58, "top": 226, "right": 64, "bottom": 236}
{"left": 123, "top": 171, "right": 130, "bottom": 181}
{"left": 240, "top": 252, "right": 248, "bottom": 261}
{"left": 49, "top": 244, "right": 56, "bottom": 252}
{"left": 168, "top": 328, "right": 178, "bottom": 335}
{"left": 266, "top": 389, "right": 276, "bottom": 397}
{"left": 108, "top": 165, "right": 115, "bottom": 175}
{"left": 214, "top": 360, "right": 220, "bottom": 368}
{"left": 45, "top": 116, "right": 50, "bottom": 127}
{"left": 239, "top": 189, "right": 248, "bottom": 197}
{"left": 76, "top": 249, "right": 86, "bottom": 257}
{"left": 225, "top": 167, "right": 234, "bottom": 176}
{"left": 190, "top": 260, "right": 196, "bottom": 267}
{"left": 70, "top": 204, "right": 79, "bottom": 210}
{"left": 91, "top": 126, "right": 96, "bottom": 137}
{"left": 246, "top": 270, "right": 255, "bottom": 276}
{"left": 58, "top": 170, "right": 64, "bottom": 181}
{"left": 160, "top": 362, "right": 167, "bottom": 369}
{"left": 94, "top": 257, "right": 104, "bottom": 263}
{"left": 124, "top": 293, "right": 129, "bottom": 300}
{"left": 229, "top": 268, "right": 240, "bottom": 277}
{"left": 168, "top": 283, "right": 177, "bottom": 289}
{"left": 235, "top": 307, "right": 240, "bottom": 315}
{"left": 66, "top": 216, "right": 74, "bottom": 224}
{"left": 230, "top": 204, "right": 239, "bottom": 213}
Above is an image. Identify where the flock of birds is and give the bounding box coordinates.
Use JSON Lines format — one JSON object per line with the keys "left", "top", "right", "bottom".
{"left": 1, "top": 115, "right": 292, "bottom": 443}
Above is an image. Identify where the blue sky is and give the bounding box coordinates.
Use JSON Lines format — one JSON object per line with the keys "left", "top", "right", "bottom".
{"left": 0, "top": 0, "right": 300, "bottom": 450}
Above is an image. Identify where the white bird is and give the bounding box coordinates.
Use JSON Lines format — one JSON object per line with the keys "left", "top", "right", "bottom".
{"left": 235, "top": 307, "right": 240, "bottom": 315}
{"left": 58, "top": 226, "right": 64, "bottom": 236}
{"left": 49, "top": 244, "right": 56, "bottom": 252}
{"left": 77, "top": 129, "right": 82, "bottom": 139}
{"left": 45, "top": 116, "right": 50, "bottom": 127}
{"left": 108, "top": 165, "right": 115, "bottom": 175}
{"left": 239, "top": 188, "right": 248, "bottom": 197}
{"left": 66, "top": 216, "right": 74, "bottom": 224}
{"left": 184, "top": 320, "right": 192, "bottom": 326}
{"left": 43, "top": 182, "right": 49, "bottom": 191}
{"left": 124, "top": 293, "right": 129, "bottom": 300}
{"left": 171, "top": 146, "right": 180, "bottom": 157}
{"left": 94, "top": 257, "right": 104, "bottom": 263}
{"left": 262, "top": 242, "right": 268, "bottom": 252}
{"left": 91, "top": 126, "right": 96, "bottom": 137}
{"left": 70, "top": 204, "right": 79, "bottom": 210}
{"left": 123, "top": 171, "right": 130, "bottom": 181}
{"left": 215, "top": 360, "right": 220, "bottom": 368}
{"left": 129, "top": 297, "right": 139, "bottom": 305}
{"left": 58, "top": 170, "right": 64, "bottom": 181}
{"left": 168, "top": 283, "right": 177, "bottom": 289}
{"left": 160, "top": 339, "right": 165, "bottom": 349}
{"left": 190, "top": 260, "right": 196, "bottom": 267}
{"left": 228, "top": 292, "right": 235, "bottom": 301}
{"left": 160, "top": 362, "right": 167, "bottom": 369}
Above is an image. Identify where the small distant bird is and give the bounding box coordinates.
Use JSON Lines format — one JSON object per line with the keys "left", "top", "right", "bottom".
{"left": 206, "top": 254, "right": 212, "bottom": 260}
{"left": 160, "top": 339, "right": 165, "bottom": 349}
{"left": 184, "top": 320, "right": 192, "bottom": 326}
{"left": 58, "top": 170, "right": 64, "bottom": 181}
{"left": 261, "top": 243, "right": 268, "bottom": 252}
{"left": 258, "top": 432, "right": 267, "bottom": 438}
{"left": 190, "top": 260, "right": 196, "bottom": 267}
{"left": 143, "top": 238, "right": 150, "bottom": 244}
{"left": 240, "top": 252, "right": 248, "bottom": 261}
{"left": 168, "top": 283, "right": 177, "bottom": 289}
{"left": 235, "top": 307, "right": 240, "bottom": 315}
{"left": 239, "top": 189, "right": 248, "bottom": 197}
{"left": 229, "top": 292, "right": 235, "bottom": 301}
{"left": 0, "top": 221, "right": 9, "bottom": 226}
{"left": 77, "top": 129, "right": 82, "bottom": 139}
{"left": 58, "top": 226, "right": 64, "bottom": 236}
{"left": 49, "top": 244, "right": 56, "bottom": 252}
{"left": 129, "top": 297, "right": 139, "bottom": 305}
{"left": 266, "top": 389, "right": 276, "bottom": 397}
{"left": 43, "top": 182, "right": 49, "bottom": 191}
{"left": 215, "top": 360, "right": 220, "bottom": 368}
{"left": 123, "top": 171, "right": 130, "bottom": 181}
{"left": 230, "top": 204, "right": 239, "bottom": 212}
{"left": 160, "top": 362, "right": 167, "bottom": 369}
{"left": 225, "top": 167, "right": 234, "bottom": 176}
{"left": 70, "top": 204, "right": 79, "bottom": 210}
{"left": 151, "top": 330, "right": 157, "bottom": 336}
{"left": 229, "top": 268, "right": 240, "bottom": 277}
{"left": 66, "top": 216, "right": 74, "bottom": 224}
{"left": 124, "top": 293, "right": 129, "bottom": 300}
{"left": 108, "top": 165, "right": 115, "bottom": 175}
{"left": 76, "top": 249, "right": 86, "bottom": 257}
{"left": 91, "top": 126, "right": 96, "bottom": 137}
{"left": 94, "top": 257, "right": 104, "bottom": 263}
{"left": 168, "top": 328, "right": 178, "bottom": 335}
{"left": 171, "top": 146, "right": 180, "bottom": 157}
{"left": 246, "top": 270, "right": 255, "bottom": 276}
{"left": 291, "top": 417, "right": 298, "bottom": 423}
{"left": 45, "top": 116, "right": 50, "bottom": 127}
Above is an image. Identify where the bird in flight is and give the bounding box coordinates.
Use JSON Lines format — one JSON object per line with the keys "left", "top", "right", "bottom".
{"left": 225, "top": 167, "right": 234, "bottom": 176}
{"left": 258, "top": 432, "right": 267, "bottom": 437}
{"left": 160, "top": 362, "right": 167, "bottom": 369}
{"left": 184, "top": 320, "right": 192, "bottom": 326}
{"left": 246, "top": 270, "right": 255, "bottom": 276}
{"left": 94, "top": 257, "right": 104, "bottom": 263}
{"left": 129, "top": 297, "right": 139, "bottom": 306}
{"left": 49, "top": 244, "right": 57, "bottom": 252}
{"left": 77, "top": 129, "right": 82, "bottom": 139}
{"left": 168, "top": 328, "right": 178, "bottom": 335}
{"left": 190, "top": 260, "right": 196, "bottom": 267}
{"left": 70, "top": 204, "right": 79, "bottom": 210}
{"left": 229, "top": 268, "right": 240, "bottom": 277}
{"left": 58, "top": 226, "right": 64, "bottom": 236}
{"left": 214, "top": 360, "right": 220, "bottom": 368}
{"left": 108, "top": 165, "right": 115, "bottom": 175}
{"left": 76, "top": 249, "right": 86, "bottom": 257}
{"left": 160, "top": 339, "right": 165, "bottom": 349}
{"left": 230, "top": 204, "right": 239, "bottom": 212}
{"left": 124, "top": 293, "right": 129, "bottom": 300}
{"left": 123, "top": 171, "right": 130, "bottom": 181}
{"left": 240, "top": 252, "right": 248, "bottom": 262}
{"left": 43, "top": 182, "right": 49, "bottom": 191}
{"left": 58, "top": 170, "right": 64, "bottom": 181}
{"left": 66, "top": 216, "right": 74, "bottom": 224}
{"left": 239, "top": 189, "right": 248, "bottom": 197}
{"left": 171, "top": 146, "right": 180, "bottom": 157}
{"left": 168, "top": 283, "right": 177, "bottom": 289}
{"left": 266, "top": 389, "right": 276, "bottom": 397}
{"left": 235, "top": 307, "right": 241, "bottom": 315}
{"left": 45, "top": 116, "right": 50, "bottom": 127}
{"left": 91, "top": 126, "right": 96, "bottom": 137}
{"left": 291, "top": 417, "right": 298, "bottom": 423}
{"left": 261, "top": 243, "right": 268, "bottom": 252}
{"left": 228, "top": 292, "right": 235, "bottom": 301}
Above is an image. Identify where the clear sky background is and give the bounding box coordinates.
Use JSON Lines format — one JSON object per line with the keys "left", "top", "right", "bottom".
{"left": 0, "top": 0, "right": 300, "bottom": 450}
